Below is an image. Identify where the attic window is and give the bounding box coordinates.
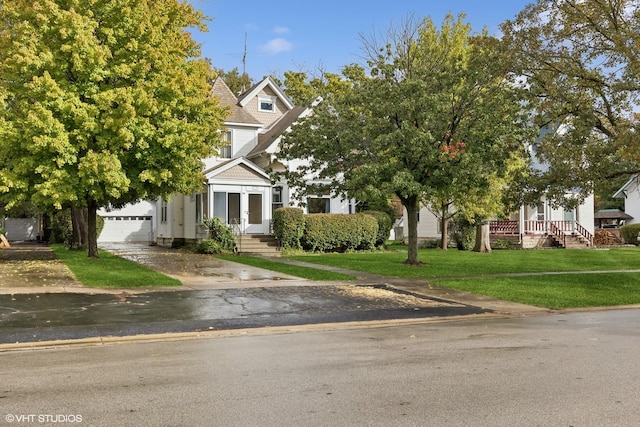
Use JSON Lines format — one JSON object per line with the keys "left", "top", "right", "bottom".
{"left": 258, "top": 95, "right": 276, "bottom": 112}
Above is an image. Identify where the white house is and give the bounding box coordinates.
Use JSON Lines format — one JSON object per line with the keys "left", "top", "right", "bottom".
{"left": 404, "top": 123, "right": 596, "bottom": 249}
{"left": 613, "top": 175, "right": 640, "bottom": 224}
{"left": 98, "top": 77, "right": 355, "bottom": 246}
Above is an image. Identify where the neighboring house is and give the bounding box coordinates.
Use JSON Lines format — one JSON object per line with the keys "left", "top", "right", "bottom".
{"left": 613, "top": 175, "right": 640, "bottom": 225}
{"left": 1, "top": 216, "right": 40, "bottom": 241}
{"left": 97, "top": 200, "right": 155, "bottom": 243}
{"left": 403, "top": 123, "right": 596, "bottom": 249}
{"left": 99, "top": 77, "right": 355, "bottom": 246}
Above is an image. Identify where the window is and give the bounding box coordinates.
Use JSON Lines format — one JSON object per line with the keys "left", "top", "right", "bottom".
{"left": 195, "top": 190, "right": 208, "bottom": 224}
{"left": 258, "top": 95, "right": 276, "bottom": 112}
{"left": 219, "top": 131, "right": 232, "bottom": 158}
{"left": 308, "top": 197, "right": 330, "bottom": 214}
{"left": 536, "top": 203, "right": 545, "bottom": 221}
{"left": 160, "top": 199, "right": 168, "bottom": 223}
{"left": 272, "top": 186, "right": 283, "bottom": 212}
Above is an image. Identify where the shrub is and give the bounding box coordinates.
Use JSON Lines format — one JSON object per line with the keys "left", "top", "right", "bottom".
{"left": 360, "top": 210, "right": 393, "bottom": 247}
{"left": 419, "top": 239, "right": 440, "bottom": 249}
{"left": 0, "top": 227, "right": 6, "bottom": 236}
{"left": 302, "top": 213, "right": 378, "bottom": 252}
{"left": 195, "top": 239, "right": 225, "bottom": 254}
{"left": 620, "top": 223, "right": 640, "bottom": 245}
{"left": 202, "top": 216, "right": 236, "bottom": 251}
{"left": 49, "top": 209, "right": 104, "bottom": 248}
{"left": 272, "top": 207, "right": 305, "bottom": 249}
{"left": 449, "top": 217, "right": 475, "bottom": 251}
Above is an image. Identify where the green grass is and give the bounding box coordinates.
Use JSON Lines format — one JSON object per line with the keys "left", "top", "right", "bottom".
{"left": 280, "top": 246, "right": 640, "bottom": 309}
{"left": 216, "top": 255, "right": 356, "bottom": 281}
{"left": 50, "top": 244, "right": 182, "bottom": 288}
{"left": 285, "top": 247, "right": 640, "bottom": 278}
{"left": 434, "top": 273, "right": 640, "bottom": 309}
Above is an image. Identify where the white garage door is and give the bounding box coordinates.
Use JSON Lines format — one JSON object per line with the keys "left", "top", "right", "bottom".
{"left": 98, "top": 216, "right": 152, "bottom": 243}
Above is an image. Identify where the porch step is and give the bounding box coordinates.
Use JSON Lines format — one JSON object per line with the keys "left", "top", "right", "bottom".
{"left": 235, "top": 234, "right": 281, "bottom": 257}
{"left": 552, "top": 234, "right": 592, "bottom": 249}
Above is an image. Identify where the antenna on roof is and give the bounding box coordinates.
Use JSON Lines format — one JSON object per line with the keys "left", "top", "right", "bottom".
{"left": 240, "top": 32, "right": 247, "bottom": 94}
{"left": 242, "top": 33, "right": 247, "bottom": 75}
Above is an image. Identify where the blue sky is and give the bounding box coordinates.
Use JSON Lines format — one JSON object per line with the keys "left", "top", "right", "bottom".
{"left": 189, "top": 0, "right": 533, "bottom": 80}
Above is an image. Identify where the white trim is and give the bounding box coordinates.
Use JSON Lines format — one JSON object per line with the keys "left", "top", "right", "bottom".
{"left": 238, "top": 76, "right": 294, "bottom": 110}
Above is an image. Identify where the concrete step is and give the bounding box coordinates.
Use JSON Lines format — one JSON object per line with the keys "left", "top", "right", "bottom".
{"left": 235, "top": 235, "right": 281, "bottom": 256}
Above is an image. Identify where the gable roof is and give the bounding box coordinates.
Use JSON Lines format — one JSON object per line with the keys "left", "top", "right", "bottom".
{"left": 238, "top": 76, "right": 294, "bottom": 111}
{"left": 203, "top": 157, "right": 270, "bottom": 181}
{"left": 612, "top": 175, "right": 638, "bottom": 198}
{"left": 211, "top": 78, "right": 262, "bottom": 127}
{"left": 247, "top": 105, "right": 308, "bottom": 157}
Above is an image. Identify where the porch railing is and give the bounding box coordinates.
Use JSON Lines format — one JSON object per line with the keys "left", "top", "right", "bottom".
{"left": 548, "top": 222, "right": 566, "bottom": 247}
{"left": 490, "top": 220, "right": 593, "bottom": 246}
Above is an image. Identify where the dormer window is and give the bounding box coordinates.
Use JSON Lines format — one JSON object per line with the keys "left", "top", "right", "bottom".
{"left": 258, "top": 95, "right": 276, "bottom": 112}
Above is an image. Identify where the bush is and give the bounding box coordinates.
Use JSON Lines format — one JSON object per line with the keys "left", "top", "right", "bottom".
{"left": 449, "top": 217, "right": 475, "bottom": 251}
{"left": 273, "top": 207, "right": 305, "bottom": 249}
{"left": 360, "top": 210, "right": 393, "bottom": 247}
{"left": 0, "top": 227, "right": 6, "bottom": 236}
{"left": 419, "top": 239, "right": 440, "bottom": 249}
{"left": 195, "top": 239, "right": 225, "bottom": 254}
{"left": 49, "top": 209, "right": 104, "bottom": 247}
{"left": 202, "top": 216, "right": 235, "bottom": 251}
{"left": 302, "top": 213, "right": 378, "bottom": 252}
{"left": 620, "top": 223, "right": 640, "bottom": 245}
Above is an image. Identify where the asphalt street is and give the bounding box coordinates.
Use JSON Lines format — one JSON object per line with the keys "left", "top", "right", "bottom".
{"left": 0, "top": 285, "right": 490, "bottom": 344}
{"left": 3, "top": 309, "right": 640, "bottom": 426}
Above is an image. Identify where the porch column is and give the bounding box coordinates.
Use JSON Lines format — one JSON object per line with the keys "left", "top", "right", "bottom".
{"left": 519, "top": 205, "right": 525, "bottom": 239}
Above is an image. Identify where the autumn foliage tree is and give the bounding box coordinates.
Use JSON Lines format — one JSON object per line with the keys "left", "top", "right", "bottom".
{"left": 0, "top": 0, "right": 227, "bottom": 257}
{"left": 278, "top": 15, "right": 532, "bottom": 265}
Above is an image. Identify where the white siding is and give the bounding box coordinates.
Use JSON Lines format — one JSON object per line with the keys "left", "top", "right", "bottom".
{"left": 624, "top": 181, "right": 640, "bottom": 225}
{"left": 233, "top": 128, "right": 259, "bottom": 157}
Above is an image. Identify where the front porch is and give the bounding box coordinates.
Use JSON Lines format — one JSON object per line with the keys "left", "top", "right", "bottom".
{"left": 490, "top": 220, "right": 593, "bottom": 249}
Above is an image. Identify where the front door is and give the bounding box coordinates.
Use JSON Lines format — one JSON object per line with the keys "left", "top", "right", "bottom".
{"left": 245, "top": 193, "right": 263, "bottom": 234}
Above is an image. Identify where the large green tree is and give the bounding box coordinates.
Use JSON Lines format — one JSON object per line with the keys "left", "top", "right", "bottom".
{"left": 278, "top": 15, "right": 533, "bottom": 265}
{"left": 0, "top": 0, "right": 227, "bottom": 257}
{"left": 501, "top": 0, "right": 640, "bottom": 205}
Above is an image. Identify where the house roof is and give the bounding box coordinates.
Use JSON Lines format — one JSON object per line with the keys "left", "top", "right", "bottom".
{"left": 211, "top": 78, "right": 262, "bottom": 127}
{"left": 594, "top": 209, "right": 633, "bottom": 220}
{"left": 612, "top": 175, "right": 638, "bottom": 198}
{"left": 247, "top": 105, "right": 308, "bottom": 157}
{"left": 203, "top": 157, "right": 270, "bottom": 180}
{"left": 238, "top": 76, "right": 294, "bottom": 110}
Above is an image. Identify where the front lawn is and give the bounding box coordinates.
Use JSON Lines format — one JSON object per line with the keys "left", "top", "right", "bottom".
{"left": 285, "top": 247, "right": 640, "bottom": 278}
{"left": 50, "top": 244, "right": 182, "bottom": 288}
{"left": 282, "top": 246, "right": 640, "bottom": 309}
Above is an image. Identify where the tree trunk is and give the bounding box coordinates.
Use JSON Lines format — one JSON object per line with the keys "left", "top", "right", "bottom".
{"left": 404, "top": 195, "right": 421, "bottom": 265}
{"left": 473, "top": 221, "right": 492, "bottom": 253}
{"left": 87, "top": 198, "right": 99, "bottom": 259}
{"left": 439, "top": 205, "right": 449, "bottom": 251}
{"left": 70, "top": 206, "right": 88, "bottom": 249}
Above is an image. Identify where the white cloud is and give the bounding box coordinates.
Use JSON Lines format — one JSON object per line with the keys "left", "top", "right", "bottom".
{"left": 273, "top": 26, "right": 289, "bottom": 34}
{"left": 260, "top": 38, "right": 293, "bottom": 55}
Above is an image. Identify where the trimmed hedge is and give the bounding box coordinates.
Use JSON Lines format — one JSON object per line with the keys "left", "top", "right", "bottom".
{"left": 620, "top": 223, "right": 640, "bottom": 245}
{"left": 302, "top": 213, "right": 378, "bottom": 252}
{"left": 360, "top": 210, "right": 393, "bottom": 247}
{"left": 273, "top": 207, "right": 305, "bottom": 249}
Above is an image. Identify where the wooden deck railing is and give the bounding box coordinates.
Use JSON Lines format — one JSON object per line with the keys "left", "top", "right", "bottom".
{"left": 489, "top": 220, "right": 593, "bottom": 246}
